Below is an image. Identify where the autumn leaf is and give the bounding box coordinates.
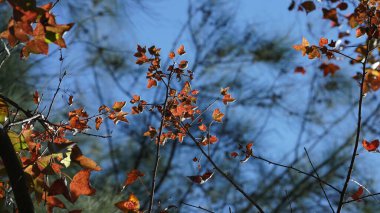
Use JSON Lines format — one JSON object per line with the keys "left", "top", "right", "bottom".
{"left": 169, "top": 51, "right": 175, "bottom": 59}
{"left": 293, "top": 37, "right": 310, "bottom": 56}
{"left": 71, "top": 146, "right": 102, "bottom": 171}
{"left": 322, "top": 8, "right": 338, "bottom": 24}
{"left": 351, "top": 186, "right": 364, "bottom": 201}
{"left": 45, "top": 195, "right": 66, "bottom": 213}
{"left": 319, "top": 37, "right": 328, "bottom": 47}
{"left": 113, "top": 101, "right": 126, "bottom": 112}
{"left": 178, "top": 60, "right": 188, "bottom": 69}
{"left": 115, "top": 194, "right": 140, "bottom": 212}
{"left": 177, "top": 44, "right": 186, "bottom": 55}
{"left": 222, "top": 94, "right": 236, "bottom": 105}
{"left": 95, "top": 117, "right": 103, "bottom": 130}
{"left": 201, "top": 135, "right": 218, "bottom": 146}
{"left": 33, "top": 91, "right": 40, "bottom": 104}
{"left": 70, "top": 169, "right": 96, "bottom": 203}
{"left": 198, "top": 124, "right": 207, "bottom": 132}
{"left": 130, "top": 95, "right": 140, "bottom": 104}
{"left": 300, "top": 1, "right": 316, "bottom": 14}
{"left": 143, "top": 126, "right": 157, "bottom": 138}
{"left": 319, "top": 63, "right": 340, "bottom": 76}
{"left": 147, "top": 79, "right": 157, "bottom": 88}
{"left": 0, "top": 98, "right": 9, "bottom": 125}
{"left": 362, "top": 139, "right": 379, "bottom": 152}
{"left": 187, "top": 170, "right": 214, "bottom": 184}
{"left": 356, "top": 27, "right": 366, "bottom": 38}
{"left": 123, "top": 169, "right": 144, "bottom": 187}
{"left": 68, "top": 95, "right": 74, "bottom": 106}
{"left": 212, "top": 109, "right": 224, "bottom": 122}
{"left": 48, "top": 179, "right": 71, "bottom": 202}
{"left": 230, "top": 152, "right": 239, "bottom": 158}
{"left": 294, "top": 66, "right": 306, "bottom": 74}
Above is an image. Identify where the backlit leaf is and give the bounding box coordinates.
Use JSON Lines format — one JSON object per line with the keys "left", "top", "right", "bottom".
{"left": 115, "top": 194, "right": 140, "bottom": 212}
{"left": 33, "top": 91, "right": 40, "bottom": 104}
{"left": 177, "top": 44, "right": 186, "bottom": 55}
{"left": 362, "top": 139, "right": 379, "bottom": 152}
{"left": 70, "top": 170, "right": 96, "bottom": 202}
{"left": 351, "top": 186, "right": 364, "bottom": 201}
{"left": 123, "top": 169, "right": 144, "bottom": 187}
{"left": 212, "top": 109, "right": 224, "bottom": 122}
{"left": 113, "top": 101, "right": 126, "bottom": 112}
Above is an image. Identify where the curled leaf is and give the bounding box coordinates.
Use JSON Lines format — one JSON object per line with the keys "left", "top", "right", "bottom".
{"left": 362, "top": 139, "right": 379, "bottom": 152}
{"left": 115, "top": 194, "right": 140, "bottom": 212}
{"left": 187, "top": 170, "right": 214, "bottom": 184}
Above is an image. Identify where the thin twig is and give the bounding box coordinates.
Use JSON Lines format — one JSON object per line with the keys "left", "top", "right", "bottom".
{"left": 343, "top": 192, "right": 380, "bottom": 204}
{"left": 182, "top": 124, "right": 265, "bottom": 213}
{"left": 7, "top": 114, "right": 41, "bottom": 127}
{"left": 284, "top": 190, "right": 293, "bottom": 213}
{"left": 252, "top": 155, "right": 341, "bottom": 193}
{"left": 304, "top": 148, "right": 335, "bottom": 213}
{"left": 182, "top": 202, "right": 215, "bottom": 213}
{"left": 148, "top": 71, "right": 173, "bottom": 213}
{"left": 336, "top": 28, "right": 370, "bottom": 213}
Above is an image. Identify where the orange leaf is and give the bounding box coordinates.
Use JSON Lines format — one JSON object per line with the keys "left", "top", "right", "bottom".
{"left": 124, "top": 169, "right": 144, "bottom": 187}
{"left": 169, "top": 51, "right": 175, "bottom": 59}
{"left": 198, "top": 124, "right": 207, "bottom": 132}
{"left": 71, "top": 146, "right": 102, "bottom": 171}
{"left": 212, "top": 109, "right": 224, "bottom": 122}
{"left": 293, "top": 37, "right": 309, "bottom": 56}
{"left": 130, "top": 95, "right": 140, "bottom": 104}
{"left": 70, "top": 169, "right": 96, "bottom": 203}
{"left": 319, "top": 37, "right": 328, "bottom": 47}
{"left": 95, "top": 117, "right": 103, "bottom": 130}
{"left": 222, "top": 94, "right": 236, "bottom": 105}
{"left": 45, "top": 195, "right": 66, "bottom": 213}
{"left": 112, "top": 101, "right": 126, "bottom": 112}
{"left": 147, "top": 79, "right": 157, "bottom": 88}
{"left": 230, "top": 152, "right": 239, "bottom": 158}
{"left": 115, "top": 194, "right": 140, "bottom": 212}
{"left": 362, "top": 139, "right": 379, "bottom": 152}
{"left": 177, "top": 44, "right": 186, "bottom": 55}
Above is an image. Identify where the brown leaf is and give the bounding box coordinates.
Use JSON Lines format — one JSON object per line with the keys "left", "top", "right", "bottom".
{"left": 177, "top": 44, "right": 186, "bottom": 55}
{"left": 70, "top": 170, "right": 96, "bottom": 203}
{"left": 187, "top": 170, "right": 214, "bottom": 184}
{"left": 294, "top": 66, "right": 306, "bottom": 74}
{"left": 300, "top": 1, "right": 316, "bottom": 14}
{"left": 351, "top": 186, "right": 364, "bottom": 201}
{"left": 124, "top": 169, "right": 144, "bottom": 187}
